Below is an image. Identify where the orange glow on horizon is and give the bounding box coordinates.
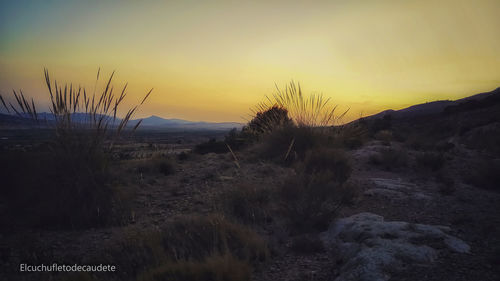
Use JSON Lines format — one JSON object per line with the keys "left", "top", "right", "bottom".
{"left": 1, "top": 0, "right": 499, "bottom": 123}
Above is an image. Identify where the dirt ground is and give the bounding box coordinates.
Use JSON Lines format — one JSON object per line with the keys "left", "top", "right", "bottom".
{"left": 1, "top": 138, "right": 499, "bottom": 281}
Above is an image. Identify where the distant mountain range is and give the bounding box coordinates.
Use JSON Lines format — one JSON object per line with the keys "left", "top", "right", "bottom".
{"left": 128, "top": 115, "right": 243, "bottom": 130}
{"left": 1, "top": 87, "right": 499, "bottom": 130}
{"left": 0, "top": 113, "right": 243, "bottom": 131}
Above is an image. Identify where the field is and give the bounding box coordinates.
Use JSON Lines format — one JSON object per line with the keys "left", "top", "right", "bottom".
{"left": 1, "top": 91, "right": 500, "bottom": 281}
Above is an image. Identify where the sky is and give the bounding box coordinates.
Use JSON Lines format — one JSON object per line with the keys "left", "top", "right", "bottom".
{"left": 1, "top": 0, "right": 499, "bottom": 122}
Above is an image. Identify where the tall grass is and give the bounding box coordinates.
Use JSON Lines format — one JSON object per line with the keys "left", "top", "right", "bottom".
{"left": 253, "top": 81, "right": 348, "bottom": 128}
{"left": 0, "top": 68, "right": 152, "bottom": 228}
{"left": 1, "top": 68, "right": 152, "bottom": 148}
{"left": 106, "top": 214, "right": 268, "bottom": 280}
{"left": 246, "top": 81, "right": 354, "bottom": 161}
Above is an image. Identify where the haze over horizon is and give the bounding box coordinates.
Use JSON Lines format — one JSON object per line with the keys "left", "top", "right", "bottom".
{"left": 1, "top": 0, "right": 499, "bottom": 123}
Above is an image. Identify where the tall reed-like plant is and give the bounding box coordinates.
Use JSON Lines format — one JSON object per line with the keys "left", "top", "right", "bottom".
{"left": 0, "top": 68, "right": 152, "bottom": 228}
{"left": 253, "top": 81, "right": 347, "bottom": 128}
{"left": 246, "top": 81, "right": 350, "bottom": 161}
{"left": 1, "top": 68, "right": 151, "bottom": 147}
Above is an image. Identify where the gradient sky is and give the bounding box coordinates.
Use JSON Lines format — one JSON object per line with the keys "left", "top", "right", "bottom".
{"left": 1, "top": 0, "right": 499, "bottom": 122}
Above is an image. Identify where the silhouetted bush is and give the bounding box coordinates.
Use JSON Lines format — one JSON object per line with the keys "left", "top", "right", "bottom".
{"left": 247, "top": 81, "right": 349, "bottom": 163}
{"left": 244, "top": 105, "right": 293, "bottom": 136}
{"left": 254, "top": 81, "right": 344, "bottom": 127}
{"left": 0, "top": 69, "right": 151, "bottom": 229}
{"left": 256, "top": 125, "right": 329, "bottom": 163}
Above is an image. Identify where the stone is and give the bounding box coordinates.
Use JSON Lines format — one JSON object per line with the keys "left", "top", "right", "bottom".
{"left": 321, "top": 213, "right": 470, "bottom": 281}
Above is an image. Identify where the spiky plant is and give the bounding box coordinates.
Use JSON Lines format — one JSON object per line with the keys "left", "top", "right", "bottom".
{"left": 254, "top": 81, "right": 348, "bottom": 128}
{"left": 1, "top": 68, "right": 151, "bottom": 148}
{"left": 0, "top": 68, "right": 152, "bottom": 228}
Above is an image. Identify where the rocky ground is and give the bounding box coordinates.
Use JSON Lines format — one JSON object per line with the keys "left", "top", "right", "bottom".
{"left": 1, "top": 138, "right": 499, "bottom": 281}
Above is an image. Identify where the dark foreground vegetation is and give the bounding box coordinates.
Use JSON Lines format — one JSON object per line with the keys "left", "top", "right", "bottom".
{"left": 1, "top": 79, "right": 499, "bottom": 281}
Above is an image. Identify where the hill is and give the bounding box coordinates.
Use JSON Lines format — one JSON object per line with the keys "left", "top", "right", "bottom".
{"left": 367, "top": 87, "right": 500, "bottom": 120}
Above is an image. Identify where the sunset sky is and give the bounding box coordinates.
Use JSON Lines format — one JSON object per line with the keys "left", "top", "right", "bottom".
{"left": 1, "top": 0, "right": 499, "bottom": 122}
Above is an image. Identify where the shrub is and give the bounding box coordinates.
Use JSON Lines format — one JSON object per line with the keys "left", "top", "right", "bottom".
{"left": 335, "top": 122, "right": 368, "bottom": 149}
{"left": 369, "top": 148, "right": 408, "bottom": 171}
{"left": 104, "top": 214, "right": 268, "bottom": 280}
{"left": 255, "top": 125, "right": 329, "bottom": 163}
{"left": 244, "top": 105, "right": 293, "bottom": 136}
{"left": 301, "top": 148, "right": 352, "bottom": 183}
{"left": 278, "top": 148, "right": 352, "bottom": 232}
{"left": 0, "top": 69, "right": 152, "bottom": 228}
{"left": 247, "top": 81, "right": 348, "bottom": 163}
{"left": 220, "top": 184, "right": 272, "bottom": 224}
{"left": 160, "top": 215, "right": 268, "bottom": 262}
{"left": 279, "top": 171, "right": 352, "bottom": 232}
{"left": 270, "top": 147, "right": 353, "bottom": 232}
{"left": 415, "top": 152, "right": 445, "bottom": 172}
{"left": 256, "top": 81, "right": 346, "bottom": 127}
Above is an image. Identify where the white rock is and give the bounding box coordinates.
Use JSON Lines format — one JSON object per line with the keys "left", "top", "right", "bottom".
{"left": 321, "top": 213, "right": 470, "bottom": 281}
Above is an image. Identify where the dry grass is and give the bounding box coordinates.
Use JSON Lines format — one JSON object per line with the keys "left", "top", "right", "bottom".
{"left": 279, "top": 147, "right": 353, "bottom": 232}
{"left": 219, "top": 184, "right": 272, "bottom": 224}
{"left": 103, "top": 214, "right": 268, "bottom": 280}
{"left": 0, "top": 68, "right": 152, "bottom": 228}
{"left": 254, "top": 81, "right": 347, "bottom": 128}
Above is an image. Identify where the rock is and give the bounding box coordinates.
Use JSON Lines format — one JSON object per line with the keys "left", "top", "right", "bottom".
{"left": 364, "top": 188, "right": 406, "bottom": 200}
{"left": 444, "top": 237, "right": 471, "bottom": 253}
{"left": 364, "top": 178, "right": 432, "bottom": 201}
{"left": 321, "top": 213, "right": 470, "bottom": 281}
{"left": 371, "top": 178, "right": 415, "bottom": 191}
